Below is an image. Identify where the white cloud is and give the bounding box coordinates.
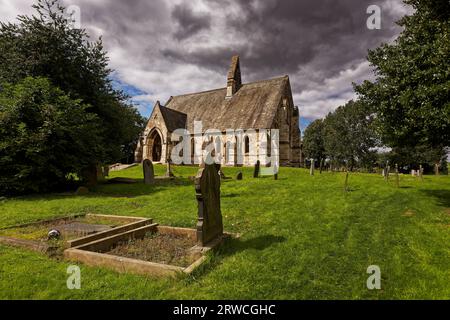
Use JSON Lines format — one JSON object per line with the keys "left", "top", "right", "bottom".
{"left": 296, "top": 60, "right": 373, "bottom": 119}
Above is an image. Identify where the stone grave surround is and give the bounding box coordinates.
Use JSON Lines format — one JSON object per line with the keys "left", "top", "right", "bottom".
{"left": 143, "top": 159, "right": 155, "bottom": 184}
{"left": 195, "top": 163, "right": 224, "bottom": 246}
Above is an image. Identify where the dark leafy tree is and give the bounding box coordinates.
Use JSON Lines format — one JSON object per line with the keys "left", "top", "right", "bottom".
{"left": 0, "top": 0, "right": 145, "bottom": 164}
{"left": 355, "top": 0, "right": 450, "bottom": 151}
{"left": 302, "top": 119, "right": 326, "bottom": 163}
{"left": 0, "top": 77, "right": 103, "bottom": 195}
{"left": 323, "top": 100, "right": 379, "bottom": 171}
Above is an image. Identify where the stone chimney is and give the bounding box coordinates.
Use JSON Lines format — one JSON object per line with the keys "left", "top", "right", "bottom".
{"left": 226, "top": 55, "right": 242, "bottom": 99}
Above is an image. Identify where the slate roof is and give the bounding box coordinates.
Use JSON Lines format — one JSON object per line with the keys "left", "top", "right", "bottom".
{"left": 159, "top": 105, "right": 188, "bottom": 132}
{"left": 163, "top": 75, "right": 289, "bottom": 132}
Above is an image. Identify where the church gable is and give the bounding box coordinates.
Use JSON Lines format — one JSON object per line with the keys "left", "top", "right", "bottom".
{"left": 144, "top": 101, "right": 168, "bottom": 138}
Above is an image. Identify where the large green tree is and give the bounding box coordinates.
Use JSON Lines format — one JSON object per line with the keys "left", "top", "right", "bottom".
{"left": 0, "top": 0, "right": 144, "bottom": 165}
{"left": 0, "top": 77, "right": 103, "bottom": 195}
{"left": 356, "top": 0, "right": 450, "bottom": 150}
{"left": 302, "top": 119, "right": 326, "bottom": 161}
{"left": 323, "top": 100, "right": 378, "bottom": 170}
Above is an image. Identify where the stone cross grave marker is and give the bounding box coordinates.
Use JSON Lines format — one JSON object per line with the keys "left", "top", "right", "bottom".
{"left": 195, "top": 163, "right": 224, "bottom": 246}
{"left": 143, "top": 159, "right": 155, "bottom": 184}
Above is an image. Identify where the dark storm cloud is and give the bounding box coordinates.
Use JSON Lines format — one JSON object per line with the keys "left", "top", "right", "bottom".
{"left": 172, "top": 3, "right": 211, "bottom": 40}
{"left": 165, "top": 0, "right": 404, "bottom": 84}
{"left": 1, "top": 0, "right": 413, "bottom": 120}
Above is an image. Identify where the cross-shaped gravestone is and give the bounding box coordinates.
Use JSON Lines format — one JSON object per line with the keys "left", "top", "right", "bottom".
{"left": 143, "top": 159, "right": 155, "bottom": 184}
{"left": 165, "top": 159, "right": 174, "bottom": 178}
{"left": 195, "top": 163, "right": 223, "bottom": 246}
{"left": 253, "top": 160, "right": 260, "bottom": 178}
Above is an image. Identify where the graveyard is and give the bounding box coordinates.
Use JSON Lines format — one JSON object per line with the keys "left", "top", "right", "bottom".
{"left": 0, "top": 164, "right": 449, "bottom": 299}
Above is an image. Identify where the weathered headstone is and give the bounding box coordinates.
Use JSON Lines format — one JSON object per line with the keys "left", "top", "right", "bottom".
{"left": 96, "top": 164, "right": 105, "bottom": 182}
{"left": 310, "top": 159, "right": 315, "bottom": 176}
{"left": 215, "top": 163, "right": 229, "bottom": 179}
{"left": 103, "top": 166, "right": 110, "bottom": 177}
{"left": 411, "top": 169, "right": 416, "bottom": 177}
{"left": 384, "top": 165, "right": 390, "bottom": 181}
{"left": 81, "top": 164, "right": 98, "bottom": 187}
{"left": 165, "top": 159, "right": 175, "bottom": 178}
{"left": 236, "top": 172, "right": 243, "bottom": 180}
{"left": 253, "top": 160, "right": 260, "bottom": 178}
{"left": 195, "top": 163, "right": 223, "bottom": 246}
{"left": 319, "top": 158, "right": 324, "bottom": 174}
{"left": 434, "top": 163, "right": 439, "bottom": 176}
{"left": 419, "top": 165, "right": 424, "bottom": 181}
{"left": 143, "top": 159, "right": 154, "bottom": 184}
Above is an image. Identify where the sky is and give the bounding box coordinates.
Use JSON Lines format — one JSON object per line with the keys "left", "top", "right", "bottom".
{"left": 0, "top": 0, "right": 413, "bottom": 131}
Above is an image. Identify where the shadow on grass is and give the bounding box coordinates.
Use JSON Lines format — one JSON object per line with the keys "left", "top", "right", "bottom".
{"left": 225, "top": 235, "right": 287, "bottom": 252}
{"left": 13, "top": 177, "right": 194, "bottom": 201}
{"left": 187, "top": 235, "right": 286, "bottom": 280}
{"left": 421, "top": 189, "right": 450, "bottom": 207}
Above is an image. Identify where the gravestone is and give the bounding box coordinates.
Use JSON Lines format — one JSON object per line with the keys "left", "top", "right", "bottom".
{"left": 81, "top": 164, "right": 98, "bottom": 187}
{"left": 310, "top": 159, "right": 315, "bottom": 176}
{"left": 236, "top": 172, "right": 243, "bottom": 180}
{"left": 165, "top": 159, "right": 175, "bottom": 178}
{"left": 411, "top": 169, "right": 416, "bottom": 177}
{"left": 384, "top": 165, "right": 390, "bottom": 181}
{"left": 215, "top": 163, "right": 228, "bottom": 179}
{"left": 434, "top": 163, "right": 439, "bottom": 175}
{"left": 195, "top": 163, "right": 223, "bottom": 246}
{"left": 96, "top": 165, "right": 105, "bottom": 182}
{"left": 253, "top": 160, "right": 260, "bottom": 178}
{"left": 143, "top": 159, "right": 155, "bottom": 184}
{"left": 103, "top": 166, "right": 110, "bottom": 177}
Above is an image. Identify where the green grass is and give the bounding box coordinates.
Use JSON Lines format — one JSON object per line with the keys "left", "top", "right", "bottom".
{"left": 0, "top": 165, "right": 449, "bottom": 299}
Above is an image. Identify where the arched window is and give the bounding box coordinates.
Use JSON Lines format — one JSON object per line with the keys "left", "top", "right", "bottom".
{"left": 244, "top": 136, "right": 250, "bottom": 154}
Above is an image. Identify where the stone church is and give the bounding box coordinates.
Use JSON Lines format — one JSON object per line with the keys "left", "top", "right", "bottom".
{"left": 135, "top": 56, "right": 302, "bottom": 167}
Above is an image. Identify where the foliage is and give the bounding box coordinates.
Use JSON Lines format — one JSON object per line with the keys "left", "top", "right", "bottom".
{"left": 384, "top": 144, "right": 449, "bottom": 174}
{"left": 0, "top": 0, "right": 145, "bottom": 165}
{"left": 302, "top": 119, "right": 326, "bottom": 162}
{"left": 322, "top": 100, "right": 378, "bottom": 170}
{"left": 0, "top": 77, "right": 103, "bottom": 195}
{"left": 355, "top": 0, "right": 450, "bottom": 149}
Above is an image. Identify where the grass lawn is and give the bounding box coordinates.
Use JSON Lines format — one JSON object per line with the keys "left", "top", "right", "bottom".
{"left": 0, "top": 164, "right": 449, "bottom": 299}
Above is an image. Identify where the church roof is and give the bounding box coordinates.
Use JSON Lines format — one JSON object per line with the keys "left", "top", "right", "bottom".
{"left": 164, "top": 75, "right": 289, "bottom": 132}
{"left": 159, "top": 104, "right": 188, "bottom": 132}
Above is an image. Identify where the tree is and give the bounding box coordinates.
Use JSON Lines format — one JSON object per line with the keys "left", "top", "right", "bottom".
{"left": 302, "top": 119, "right": 326, "bottom": 162}
{"left": 355, "top": 0, "right": 450, "bottom": 151}
{"left": 0, "top": 77, "right": 103, "bottom": 195}
{"left": 0, "top": 0, "right": 144, "bottom": 166}
{"left": 323, "top": 100, "right": 378, "bottom": 171}
{"left": 385, "top": 144, "right": 448, "bottom": 174}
